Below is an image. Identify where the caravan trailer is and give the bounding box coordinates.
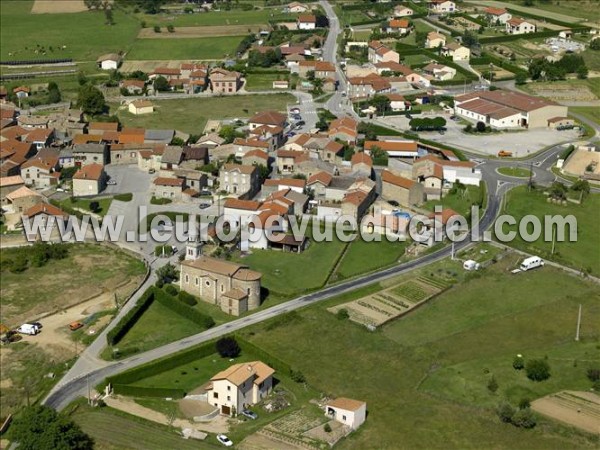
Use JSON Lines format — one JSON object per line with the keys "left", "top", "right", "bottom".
{"left": 520, "top": 256, "right": 544, "bottom": 271}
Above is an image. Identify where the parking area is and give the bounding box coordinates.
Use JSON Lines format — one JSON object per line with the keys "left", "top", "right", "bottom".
{"left": 104, "top": 164, "right": 152, "bottom": 195}
{"left": 378, "top": 115, "right": 582, "bottom": 157}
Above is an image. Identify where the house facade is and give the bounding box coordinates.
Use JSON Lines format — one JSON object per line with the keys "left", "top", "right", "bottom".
{"left": 219, "top": 164, "right": 260, "bottom": 197}
{"left": 72, "top": 163, "right": 106, "bottom": 197}
{"left": 325, "top": 398, "right": 367, "bottom": 430}
{"left": 210, "top": 68, "right": 243, "bottom": 94}
{"left": 206, "top": 361, "right": 274, "bottom": 415}
{"left": 506, "top": 18, "right": 536, "bottom": 34}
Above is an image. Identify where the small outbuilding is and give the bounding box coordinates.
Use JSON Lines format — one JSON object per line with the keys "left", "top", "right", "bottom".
{"left": 128, "top": 100, "right": 154, "bottom": 115}
{"left": 325, "top": 397, "right": 366, "bottom": 430}
{"left": 97, "top": 53, "right": 122, "bottom": 70}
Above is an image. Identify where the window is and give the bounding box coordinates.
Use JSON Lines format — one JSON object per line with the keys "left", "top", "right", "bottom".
{"left": 227, "top": 396, "right": 231, "bottom": 401}
{"left": 185, "top": 274, "right": 189, "bottom": 283}
{"left": 195, "top": 277, "right": 199, "bottom": 286}
{"left": 205, "top": 280, "right": 210, "bottom": 287}
{"left": 221, "top": 285, "right": 224, "bottom": 293}
{"left": 342, "top": 415, "right": 347, "bottom": 421}
{"left": 227, "top": 386, "right": 231, "bottom": 391}
{"left": 213, "top": 393, "right": 218, "bottom": 399}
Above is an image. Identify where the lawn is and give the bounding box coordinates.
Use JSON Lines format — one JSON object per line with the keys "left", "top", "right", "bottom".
{"left": 136, "top": 8, "right": 290, "bottom": 27}
{"left": 423, "top": 184, "right": 483, "bottom": 217}
{"left": 497, "top": 166, "right": 532, "bottom": 178}
{"left": 113, "top": 299, "right": 204, "bottom": 358}
{"left": 234, "top": 227, "right": 346, "bottom": 297}
{"left": 126, "top": 35, "right": 244, "bottom": 60}
{"left": 71, "top": 403, "right": 216, "bottom": 450}
{"left": 239, "top": 255, "right": 599, "bottom": 449}
{"left": 114, "top": 94, "right": 295, "bottom": 134}
{"left": 500, "top": 186, "right": 600, "bottom": 275}
{"left": 581, "top": 49, "right": 600, "bottom": 73}
{"left": 245, "top": 72, "right": 289, "bottom": 91}
{"left": 0, "top": 0, "right": 140, "bottom": 61}
{"left": 59, "top": 196, "right": 112, "bottom": 217}
{"left": 570, "top": 106, "right": 600, "bottom": 125}
{"left": 332, "top": 237, "right": 410, "bottom": 281}
{"left": 0, "top": 244, "right": 145, "bottom": 325}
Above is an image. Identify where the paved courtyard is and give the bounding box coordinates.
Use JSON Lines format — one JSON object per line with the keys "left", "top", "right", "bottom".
{"left": 378, "top": 115, "right": 582, "bottom": 157}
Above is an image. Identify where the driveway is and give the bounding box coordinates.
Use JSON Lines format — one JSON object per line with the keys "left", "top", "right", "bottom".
{"left": 104, "top": 164, "right": 152, "bottom": 195}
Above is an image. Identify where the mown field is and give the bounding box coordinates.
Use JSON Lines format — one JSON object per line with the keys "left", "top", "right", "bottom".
{"left": 126, "top": 35, "right": 244, "bottom": 60}
{"left": 0, "top": 0, "right": 140, "bottom": 61}
{"left": 113, "top": 94, "right": 295, "bottom": 134}
{"left": 499, "top": 186, "right": 600, "bottom": 275}
{"left": 135, "top": 8, "right": 293, "bottom": 28}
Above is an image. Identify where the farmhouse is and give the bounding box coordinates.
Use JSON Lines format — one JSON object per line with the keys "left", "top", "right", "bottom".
{"left": 22, "top": 203, "right": 68, "bottom": 235}
{"left": 72, "top": 163, "right": 106, "bottom": 197}
{"left": 454, "top": 90, "right": 568, "bottom": 129}
{"left": 206, "top": 361, "right": 274, "bottom": 415}
{"left": 385, "top": 94, "right": 411, "bottom": 112}
{"left": 248, "top": 111, "right": 287, "bottom": 130}
{"left": 384, "top": 19, "right": 411, "bottom": 35}
{"left": 5, "top": 186, "right": 43, "bottom": 213}
{"left": 96, "top": 53, "right": 122, "bottom": 70}
{"left": 297, "top": 14, "right": 317, "bottom": 30}
{"left": 0, "top": 175, "right": 24, "bottom": 205}
{"left": 506, "top": 17, "right": 536, "bottom": 35}
{"left": 120, "top": 79, "right": 145, "bottom": 95}
{"left": 128, "top": 100, "right": 154, "bottom": 115}
{"left": 210, "top": 68, "right": 243, "bottom": 94}
{"left": 484, "top": 7, "right": 511, "bottom": 25}
{"left": 180, "top": 254, "right": 262, "bottom": 315}
{"left": 381, "top": 170, "right": 424, "bottom": 207}
{"left": 325, "top": 398, "right": 367, "bottom": 430}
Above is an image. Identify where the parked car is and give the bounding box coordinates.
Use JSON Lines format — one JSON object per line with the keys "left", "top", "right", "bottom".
{"left": 290, "top": 107, "right": 301, "bottom": 114}
{"left": 107, "top": 179, "right": 117, "bottom": 185}
{"left": 497, "top": 150, "right": 513, "bottom": 157}
{"left": 148, "top": 168, "right": 156, "bottom": 174}
{"left": 56, "top": 187, "right": 65, "bottom": 192}
{"left": 241, "top": 409, "right": 258, "bottom": 420}
{"left": 199, "top": 203, "right": 210, "bottom": 209}
{"left": 296, "top": 120, "right": 305, "bottom": 127}
{"left": 31, "top": 321, "right": 42, "bottom": 329}
{"left": 69, "top": 321, "right": 84, "bottom": 331}
{"left": 216, "top": 434, "right": 233, "bottom": 447}
{"left": 17, "top": 324, "right": 39, "bottom": 335}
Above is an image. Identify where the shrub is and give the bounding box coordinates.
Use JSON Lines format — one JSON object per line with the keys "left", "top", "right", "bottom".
{"left": 512, "top": 355, "right": 525, "bottom": 370}
{"left": 487, "top": 376, "right": 498, "bottom": 393}
{"left": 587, "top": 368, "right": 600, "bottom": 382}
{"left": 291, "top": 370, "right": 306, "bottom": 383}
{"left": 150, "top": 196, "right": 172, "bottom": 205}
{"left": 336, "top": 309, "right": 349, "bottom": 320}
{"left": 525, "top": 359, "right": 551, "bottom": 382}
{"left": 518, "top": 398, "right": 531, "bottom": 410}
{"left": 164, "top": 284, "right": 178, "bottom": 296}
{"left": 153, "top": 25, "right": 161, "bottom": 33}
{"left": 114, "top": 193, "right": 133, "bottom": 202}
{"left": 216, "top": 337, "right": 241, "bottom": 358}
{"left": 167, "top": 24, "right": 174, "bottom": 33}
{"left": 476, "top": 121, "right": 486, "bottom": 132}
{"left": 178, "top": 291, "right": 197, "bottom": 306}
{"left": 324, "top": 423, "right": 332, "bottom": 433}
{"left": 512, "top": 408, "right": 536, "bottom": 429}
{"left": 154, "top": 288, "right": 214, "bottom": 329}
{"left": 497, "top": 402, "right": 515, "bottom": 423}
{"left": 89, "top": 201, "right": 100, "bottom": 213}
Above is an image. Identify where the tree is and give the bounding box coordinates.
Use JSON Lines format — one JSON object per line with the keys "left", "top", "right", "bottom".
{"left": 343, "top": 146, "right": 355, "bottom": 161}
{"left": 512, "top": 354, "right": 525, "bottom": 370}
{"left": 476, "top": 121, "right": 486, "bottom": 132}
{"left": 523, "top": 0, "right": 534, "bottom": 6}
{"left": 324, "top": 423, "right": 332, "bottom": 433}
{"left": 415, "top": 31, "right": 427, "bottom": 48}
{"left": 218, "top": 125, "right": 244, "bottom": 144}
{"left": 586, "top": 368, "right": 600, "bottom": 382}
{"left": 571, "top": 179, "right": 590, "bottom": 195}
{"left": 515, "top": 72, "right": 527, "bottom": 85}
{"left": 518, "top": 398, "right": 531, "bottom": 409}
{"left": 370, "top": 94, "right": 391, "bottom": 115}
{"left": 216, "top": 337, "right": 241, "bottom": 358}
{"left": 47, "top": 81, "right": 61, "bottom": 103}
{"left": 154, "top": 75, "right": 170, "bottom": 92}
{"left": 89, "top": 201, "right": 100, "bottom": 213}
{"left": 336, "top": 308, "right": 349, "bottom": 320}
{"left": 156, "top": 262, "right": 178, "bottom": 283}
{"left": 315, "top": 12, "right": 329, "bottom": 28}
{"left": 306, "top": 70, "right": 316, "bottom": 81}
{"left": 84, "top": 0, "right": 102, "bottom": 9}
{"left": 77, "top": 84, "right": 106, "bottom": 115}
{"left": 370, "top": 145, "right": 388, "bottom": 166}
{"left": 462, "top": 30, "right": 479, "bottom": 49}
{"left": 104, "top": 6, "right": 114, "bottom": 25}
{"left": 154, "top": 25, "right": 161, "bottom": 33}
{"left": 170, "top": 136, "right": 185, "bottom": 146}
{"left": 10, "top": 405, "right": 94, "bottom": 450}
{"left": 525, "top": 358, "right": 551, "bottom": 381}
{"left": 167, "top": 24, "right": 175, "bottom": 33}
{"left": 549, "top": 181, "right": 567, "bottom": 200}
{"left": 576, "top": 65, "right": 588, "bottom": 79}
{"left": 590, "top": 38, "right": 600, "bottom": 51}
{"left": 256, "top": 164, "right": 270, "bottom": 183}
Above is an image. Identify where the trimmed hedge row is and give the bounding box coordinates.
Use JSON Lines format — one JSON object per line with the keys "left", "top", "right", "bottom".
{"left": 155, "top": 289, "right": 215, "bottom": 329}
{"left": 107, "top": 341, "right": 216, "bottom": 385}
{"left": 472, "top": 53, "right": 528, "bottom": 76}
{"left": 112, "top": 384, "right": 185, "bottom": 399}
{"left": 479, "top": 30, "right": 558, "bottom": 44}
{"left": 106, "top": 289, "right": 155, "bottom": 346}
{"left": 505, "top": 8, "right": 591, "bottom": 30}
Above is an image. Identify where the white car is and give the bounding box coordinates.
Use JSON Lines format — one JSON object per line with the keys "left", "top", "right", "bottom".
{"left": 216, "top": 434, "right": 233, "bottom": 447}
{"left": 107, "top": 180, "right": 117, "bottom": 185}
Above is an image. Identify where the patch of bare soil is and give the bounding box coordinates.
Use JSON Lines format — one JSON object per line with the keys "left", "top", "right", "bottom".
{"left": 238, "top": 433, "right": 304, "bottom": 450}
{"left": 138, "top": 25, "right": 263, "bottom": 39}
{"left": 531, "top": 391, "right": 600, "bottom": 435}
{"left": 31, "top": 0, "right": 111, "bottom": 14}
{"left": 178, "top": 398, "right": 217, "bottom": 418}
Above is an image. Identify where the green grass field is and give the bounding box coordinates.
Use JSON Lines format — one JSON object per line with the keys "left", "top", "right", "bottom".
{"left": 0, "top": 0, "right": 140, "bottom": 61}
{"left": 234, "top": 228, "right": 346, "bottom": 297}
{"left": 136, "top": 8, "right": 292, "bottom": 27}
{"left": 60, "top": 196, "right": 112, "bottom": 217}
{"left": 114, "top": 299, "right": 205, "bottom": 357}
{"left": 500, "top": 186, "right": 600, "bottom": 275}
{"left": 497, "top": 167, "right": 533, "bottom": 178}
{"left": 240, "top": 256, "right": 599, "bottom": 449}
{"left": 570, "top": 106, "right": 600, "bottom": 125}
{"left": 113, "top": 94, "right": 294, "bottom": 134}
{"left": 126, "top": 35, "right": 244, "bottom": 60}
{"left": 423, "top": 185, "right": 482, "bottom": 217}
{"left": 333, "top": 238, "right": 409, "bottom": 281}
{"left": 245, "top": 72, "right": 289, "bottom": 91}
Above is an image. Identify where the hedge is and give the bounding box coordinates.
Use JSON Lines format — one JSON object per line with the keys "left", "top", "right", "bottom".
{"left": 112, "top": 384, "right": 185, "bottom": 399}
{"left": 107, "top": 341, "right": 216, "bottom": 385}
{"left": 178, "top": 290, "right": 198, "bottom": 306}
{"left": 479, "top": 30, "right": 558, "bottom": 44}
{"left": 106, "top": 288, "right": 155, "bottom": 346}
{"left": 113, "top": 193, "right": 133, "bottom": 202}
{"left": 154, "top": 288, "right": 215, "bottom": 329}
{"left": 505, "top": 8, "right": 591, "bottom": 30}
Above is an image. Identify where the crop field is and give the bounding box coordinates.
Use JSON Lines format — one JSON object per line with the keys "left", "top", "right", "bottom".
{"left": 0, "top": 0, "right": 140, "bottom": 61}
{"left": 524, "top": 79, "right": 599, "bottom": 102}
{"left": 531, "top": 391, "right": 600, "bottom": 435}
{"left": 138, "top": 25, "right": 262, "bottom": 39}
{"left": 329, "top": 277, "right": 446, "bottom": 327}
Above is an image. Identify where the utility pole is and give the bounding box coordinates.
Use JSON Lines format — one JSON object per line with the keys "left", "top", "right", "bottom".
{"left": 528, "top": 162, "right": 533, "bottom": 191}
{"left": 551, "top": 226, "right": 556, "bottom": 255}
{"left": 575, "top": 304, "right": 582, "bottom": 341}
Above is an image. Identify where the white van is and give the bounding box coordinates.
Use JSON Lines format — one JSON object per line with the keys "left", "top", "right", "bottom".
{"left": 17, "top": 324, "right": 39, "bottom": 336}
{"left": 520, "top": 256, "right": 544, "bottom": 271}
{"left": 463, "top": 260, "right": 480, "bottom": 271}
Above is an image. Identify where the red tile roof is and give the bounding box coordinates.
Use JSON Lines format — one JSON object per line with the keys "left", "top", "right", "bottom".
{"left": 74, "top": 163, "right": 104, "bottom": 181}
{"left": 153, "top": 177, "right": 184, "bottom": 187}
{"left": 382, "top": 170, "right": 415, "bottom": 189}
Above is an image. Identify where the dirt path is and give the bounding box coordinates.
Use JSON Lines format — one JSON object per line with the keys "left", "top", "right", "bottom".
{"left": 104, "top": 396, "right": 230, "bottom": 434}
{"left": 532, "top": 391, "right": 600, "bottom": 435}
